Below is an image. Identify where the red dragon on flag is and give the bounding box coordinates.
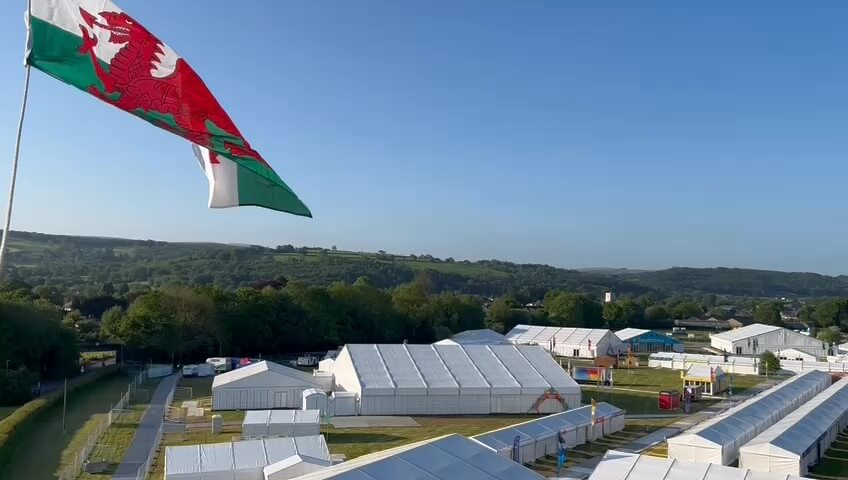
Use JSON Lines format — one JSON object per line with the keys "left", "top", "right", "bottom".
{"left": 26, "top": 0, "right": 311, "bottom": 216}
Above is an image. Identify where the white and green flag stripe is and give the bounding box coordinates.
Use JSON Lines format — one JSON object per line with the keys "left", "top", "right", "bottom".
{"left": 26, "top": 0, "right": 311, "bottom": 217}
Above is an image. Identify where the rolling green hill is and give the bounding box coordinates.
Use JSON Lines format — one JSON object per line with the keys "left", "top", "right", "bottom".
{"left": 2, "top": 230, "right": 847, "bottom": 298}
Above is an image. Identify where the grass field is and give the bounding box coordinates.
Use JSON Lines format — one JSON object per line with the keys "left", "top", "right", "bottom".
{"left": 577, "top": 367, "right": 764, "bottom": 415}
{"left": 171, "top": 377, "right": 245, "bottom": 423}
{"left": 0, "top": 372, "right": 132, "bottom": 479}
{"left": 271, "top": 250, "right": 509, "bottom": 278}
{"left": 78, "top": 378, "right": 162, "bottom": 479}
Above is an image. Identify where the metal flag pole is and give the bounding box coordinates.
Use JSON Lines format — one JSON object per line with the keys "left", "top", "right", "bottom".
{"left": 0, "top": 0, "right": 33, "bottom": 278}
{"left": 0, "top": 65, "right": 32, "bottom": 277}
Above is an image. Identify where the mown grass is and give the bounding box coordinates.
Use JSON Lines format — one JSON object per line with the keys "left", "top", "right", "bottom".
{"left": 171, "top": 377, "right": 244, "bottom": 423}
{"left": 578, "top": 367, "right": 765, "bottom": 415}
{"left": 0, "top": 373, "right": 132, "bottom": 479}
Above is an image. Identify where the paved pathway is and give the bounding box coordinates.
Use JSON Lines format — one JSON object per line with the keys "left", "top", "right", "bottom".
{"left": 113, "top": 374, "right": 179, "bottom": 480}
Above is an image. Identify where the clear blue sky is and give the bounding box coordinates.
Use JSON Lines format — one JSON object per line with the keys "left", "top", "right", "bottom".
{"left": 1, "top": 1, "right": 848, "bottom": 274}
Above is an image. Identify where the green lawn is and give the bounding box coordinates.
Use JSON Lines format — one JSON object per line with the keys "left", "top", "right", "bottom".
{"left": 810, "top": 456, "right": 848, "bottom": 478}
{"left": 0, "top": 406, "right": 17, "bottom": 422}
{"left": 172, "top": 377, "right": 244, "bottom": 423}
{"left": 78, "top": 378, "right": 162, "bottom": 479}
{"left": 0, "top": 372, "right": 132, "bottom": 479}
{"left": 578, "top": 367, "right": 765, "bottom": 415}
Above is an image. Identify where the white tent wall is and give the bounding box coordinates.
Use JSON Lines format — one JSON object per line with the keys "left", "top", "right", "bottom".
{"left": 212, "top": 361, "right": 321, "bottom": 411}
{"left": 647, "top": 352, "right": 761, "bottom": 375}
{"left": 506, "top": 325, "right": 626, "bottom": 358}
{"left": 302, "top": 389, "right": 329, "bottom": 419}
{"left": 667, "top": 370, "right": 831, "bottom": 466}
{"left": 739, "top": 377, "right": 848, "bottom": 476}
{"left": 710, "top": 324, "right": 827, "bottom": 358}
{"left": 326, "top": 348, "right": 362, "bottom": 399}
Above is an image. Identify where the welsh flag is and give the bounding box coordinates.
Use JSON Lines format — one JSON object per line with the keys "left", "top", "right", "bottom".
{"left": 26, "top": 0, "right": 312, "bottom": 217}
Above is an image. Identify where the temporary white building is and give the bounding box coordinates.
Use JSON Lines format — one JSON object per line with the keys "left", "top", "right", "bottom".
{"left": 710, "top": 324, "right": 827, "bottom": 358}
{"left": 505, "top": 325, "right": 626, "bottom": 358}
{"left": 648, "top": 352, "right": 761, "bottom": 375}
{"left": 288, "top": 434, "right": 545, "bottom": 480}
{"left": 838, "top": 342, "right": 848, "bottom": 354}
{"left": 434, "top": 328, "right": 506, "bottom": 345}
{"left": 473, "top": 403, "right": 625, "bottom": 463}
{"left": 615, "top": 328, "right": 684, "bottom": 353}
{"left": 302, "top": 389, "right": 329, "bottom": 419}
{"left": 330, "top": 343, "right": 581, "bottom": 415}
{"left": 242, "top": 410, "right": 321, "bottom": 438}
{"left": 212, "top": 361, "right": 321, "bottom": 411}
{"left": 739, "top": 377, "right": 848, "bottom": 476}
{"left": 667, "top": 370, "right": 831, "bottom": 465}
{"left": 330, "top": 391, "right": 356, "bottom": 416}
{"left": 164, "top": 436, "right": 331, "bottom": 480}
{"left": 589, "top": 450, "right": 814, "bottom": 480}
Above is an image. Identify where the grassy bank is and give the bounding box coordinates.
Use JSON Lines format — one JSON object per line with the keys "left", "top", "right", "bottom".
{"left": 0, "top": 372, "right": 131, "bottom": 479}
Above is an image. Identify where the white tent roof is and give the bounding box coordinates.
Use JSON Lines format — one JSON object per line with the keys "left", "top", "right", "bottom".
{"left": 165, "top": 436, "right": 331, "bottom": 478}
{"left": 212, "top": 361, "right": 318, "bottom": 389}
{"left": 243, "top": 410, "right": 321, "bottom": 428}
{"left": 684, "top": 364, "right": 723, "bottom": 379}
{"left": 337, "top": 344, "right": 579, "bottom": 397}
{"left": 668, "top": 371, "right": 831, "bottom": 462}
{"left": 649, "top": 352, "right": 758, "bottom": 366}
{"left": 710, "top": 324, "right": 783, "bottom": 342}
{"left": 740, "top": 377, "right": 848, "bottom": 459}
{"left": 506, "top": 325, "right": 616, "bottom": 348}
{"left": 474, "top": 403, "right": 624, "bottom": 450}
{"left": 287, "top": 434, "right": 545, "bottom": 480}
{"left": 589, "top": 451, "right": 813, "bottom": 480}
{"left": 838, "top": 342, "right": 848, "bottom": 354}
{"left": 615, "top": 328, "right": 651, "bottom": 342}
{"left": 434, "top": 329, "right": 506, "bottom": 345}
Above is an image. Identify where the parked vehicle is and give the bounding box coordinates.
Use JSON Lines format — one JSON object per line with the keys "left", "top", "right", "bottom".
{"left": 182, "top": 364, "right": 198, "bottom": 377}
{"left": 206, "top": 357, "right": 231, "bottom": 373}
{"left": 297, "top": 355, "right": 319, "bottom": 367}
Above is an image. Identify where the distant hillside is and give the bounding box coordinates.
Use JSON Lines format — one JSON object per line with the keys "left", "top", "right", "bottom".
{"left": 3, "top": 230, "right": 847, "bottom": 298}
{"left": 1, "top": 231, "right": 652, "bottom": 298}
{"left": 617, "top": 267, "right": 848, "bottom": 298}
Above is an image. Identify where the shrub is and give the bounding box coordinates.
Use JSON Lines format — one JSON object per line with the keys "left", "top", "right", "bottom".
{"left": 0, "top": 368, "right": 36, "bottom": 406}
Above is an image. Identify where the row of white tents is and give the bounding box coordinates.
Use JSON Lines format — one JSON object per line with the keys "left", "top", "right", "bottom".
{"left": 667, "top": 370, "right": 832, "bottom": 465}
{"left": 473, "top": 402, "right": 625, "bottom": 464}
{"left": 164, "top": 436, "right": 332, "bottom": 480}
{"left": 739, "top": 376, "right": 848, "bottom": 475}
{"left": 589, "top": 451, "right": 814, "bottom": 480}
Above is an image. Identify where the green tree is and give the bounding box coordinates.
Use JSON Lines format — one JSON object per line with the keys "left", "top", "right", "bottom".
{"left": 100, "top": 305, "right": 125, "bottom": 341}
{"left": 671, "top": 302, "right": 702, "bottom": 319}
{"left": 32, "top": 284, "right": 63, "bottom": 305}
{"left": 817, "top": 327, "right": 843, "bottom": 346}
{"left": 644, "top": 305, "right": 670, "bottom": 323}
{"left": 761, "top": 351, "right": 780, "bottom": 375}
{"left": 602, "top": 299, "right": 644, "bottom": 330}
{"left": 812, "top": 299, "right": 848, "bottom": 329}
{"left": 543, "top": 292, "right": 602, "bottom": 328}
{"left": 754, "top": 302, "right": 783, "bottom": 326}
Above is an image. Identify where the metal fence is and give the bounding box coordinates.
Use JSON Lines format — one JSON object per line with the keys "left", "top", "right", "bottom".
{"left": 56, "top": 367, "right": 148, "bottom": 480}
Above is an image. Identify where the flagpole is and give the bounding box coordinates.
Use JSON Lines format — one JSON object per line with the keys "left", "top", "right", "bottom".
{"left": 0, "top": 64, "right": 32, "bottom": 278}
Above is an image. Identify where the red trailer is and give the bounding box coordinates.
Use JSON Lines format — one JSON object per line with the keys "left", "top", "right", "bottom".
{"left": 658, "top": 390, "right": 681, "bottom": 411}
